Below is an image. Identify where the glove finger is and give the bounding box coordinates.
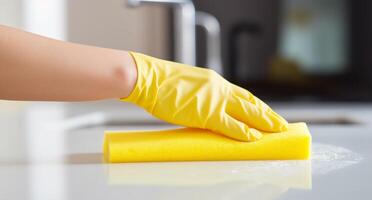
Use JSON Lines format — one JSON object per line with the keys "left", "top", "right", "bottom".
{"left": 250, "top": 95, "right": 289, "bottom": 131}
{"left": 226, "top": 96, "right": 288, "bottom": 133}
{"left": 210, "top": 114, "right": 262, "bottom": 142}
{"left": 230, "top": 84, "right": 271, "bottom": 111}
{"left": 266, "top": 108, "right": 288, "bottom": 131}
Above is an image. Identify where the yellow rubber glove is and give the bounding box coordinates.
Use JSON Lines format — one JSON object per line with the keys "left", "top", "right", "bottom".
{"left": 121, "top": 52, "right": 288, "bottom": 141}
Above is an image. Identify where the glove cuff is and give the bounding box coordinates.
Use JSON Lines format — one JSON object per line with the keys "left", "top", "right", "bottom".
{"left": 120, "top": 52, "right": 159, "bottom": 113}
{"left": 120, "top": 52, "right": 143, "bottom": 103}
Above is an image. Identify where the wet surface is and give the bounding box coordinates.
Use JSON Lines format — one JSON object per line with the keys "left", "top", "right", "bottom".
{"left": 1, "top": 103, "right": 372, "bottom": 199}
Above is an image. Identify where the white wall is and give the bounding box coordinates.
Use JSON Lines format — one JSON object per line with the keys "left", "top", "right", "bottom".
{"left": 66, "top": 0, "right": 170, "bottom": 59}
{"left": 0, "top": 0, "right": 22, "bottom": 27}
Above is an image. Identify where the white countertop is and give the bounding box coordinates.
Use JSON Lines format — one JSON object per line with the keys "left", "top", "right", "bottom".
{"left": 1, "top": 102, "right": 371, "bottom": 200}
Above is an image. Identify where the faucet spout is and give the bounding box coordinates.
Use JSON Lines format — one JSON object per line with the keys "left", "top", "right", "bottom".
{"left": 126, "top": 0, "right": 196, "bottom": 66}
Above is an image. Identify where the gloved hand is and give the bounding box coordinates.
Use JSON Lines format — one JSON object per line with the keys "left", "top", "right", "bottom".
{"left": 121, "top": 52, "right": 288, "bottom": 141}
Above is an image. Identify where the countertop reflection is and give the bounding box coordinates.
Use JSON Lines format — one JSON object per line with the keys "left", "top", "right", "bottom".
{"left": 105, "top": 160, "right": 311, "bottom": 200}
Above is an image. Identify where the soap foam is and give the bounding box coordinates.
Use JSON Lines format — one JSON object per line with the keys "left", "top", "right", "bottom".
{"left": 311, "top": 143, "right": 363, "bottom": 175}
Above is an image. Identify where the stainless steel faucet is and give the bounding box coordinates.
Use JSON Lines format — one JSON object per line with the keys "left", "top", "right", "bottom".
{"left": 195, "top": 12, "right": 222, "bottom": 74}
{"left": 127, "top": 0, "right": 196, "bottom": 66}
{"left": 127, "top": 0, "right": 223, "bottom": 74}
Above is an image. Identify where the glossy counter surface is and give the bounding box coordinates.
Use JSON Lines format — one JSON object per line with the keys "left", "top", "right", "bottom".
{"left": 0, "top": 102, "right": 371, "bottom": 200}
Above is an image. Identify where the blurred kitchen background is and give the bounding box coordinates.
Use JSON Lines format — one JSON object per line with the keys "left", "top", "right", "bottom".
{"left": 2, "top": 0, "right": 372, "bottom": 139}
{"left": 4, "top": 0, "right": 372, "bottom": 102}
{"left": 2, "top": 0, "right": 372, "bottom": 158}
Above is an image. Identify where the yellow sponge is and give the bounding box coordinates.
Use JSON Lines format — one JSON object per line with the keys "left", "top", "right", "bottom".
{"left": 103, "top": 123, "right": 311, "bottom": 163}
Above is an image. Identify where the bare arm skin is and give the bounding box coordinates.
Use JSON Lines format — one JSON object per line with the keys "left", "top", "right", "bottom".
{"left": 0, "top": 25, "right": 137, "bottom": 101}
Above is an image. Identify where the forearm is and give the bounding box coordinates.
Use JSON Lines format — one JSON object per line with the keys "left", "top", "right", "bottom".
{"left": 0, "top": 25, "right": 137, "bottom": 101}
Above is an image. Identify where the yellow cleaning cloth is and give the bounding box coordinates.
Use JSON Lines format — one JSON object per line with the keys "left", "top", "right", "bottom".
{"left": 103, "top": 123, "right": 311, "bottom": 163}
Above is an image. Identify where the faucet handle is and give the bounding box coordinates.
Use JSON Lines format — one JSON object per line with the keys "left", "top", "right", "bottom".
{"left": 196, "top": 11, "right": 223, "bottom": 75}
